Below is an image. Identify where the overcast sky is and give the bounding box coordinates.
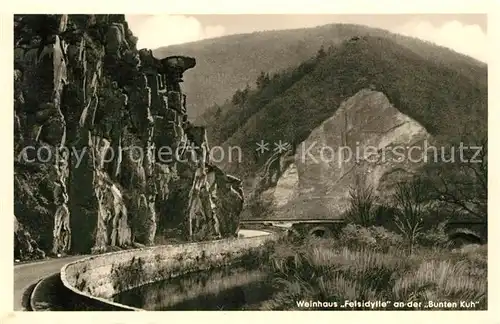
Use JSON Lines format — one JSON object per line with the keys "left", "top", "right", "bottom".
{"left": 125, "top": 14, "right": 487, "bottom": 62}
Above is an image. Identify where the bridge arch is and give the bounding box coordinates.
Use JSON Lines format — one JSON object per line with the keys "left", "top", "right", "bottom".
{"left": 308, "top": 226, "right": 333, "bottom": 238}
{"left": 240, "top": 219, "right": 345, "bottom": 239}
{"left": 448, "top": 232, "right": 482, "bottom": 247}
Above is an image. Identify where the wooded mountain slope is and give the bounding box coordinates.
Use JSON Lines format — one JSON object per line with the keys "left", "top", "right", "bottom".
{"left": 190, "top": 35, "right": 486, "bottom": 183}
{"left": 154, "top": 23, "right": 486, "bottom": 120}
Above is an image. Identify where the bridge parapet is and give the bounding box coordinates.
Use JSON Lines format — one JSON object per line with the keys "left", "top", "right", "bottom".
{"left": 240, "top": 219, "right": 346, "bottom": 239}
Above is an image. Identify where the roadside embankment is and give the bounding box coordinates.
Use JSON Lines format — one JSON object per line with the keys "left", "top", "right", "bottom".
{"left": 60, "top": 230, "right": 279, "bottom": 310}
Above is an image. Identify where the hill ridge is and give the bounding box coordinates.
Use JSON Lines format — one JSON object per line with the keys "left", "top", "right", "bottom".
{"left": 152, "top": 23, "right": 486, "bottom": 121}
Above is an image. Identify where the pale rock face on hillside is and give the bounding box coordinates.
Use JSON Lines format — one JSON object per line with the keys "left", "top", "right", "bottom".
{"left": 247, "top": 89, "right": 431, "bottom": 219}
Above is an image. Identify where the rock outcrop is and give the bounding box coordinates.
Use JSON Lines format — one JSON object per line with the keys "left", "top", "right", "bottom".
{"left": 14, "top": 14, "right": 243, "bottom": 259}
{"left": 245, "top": 89, "right": 431, "bottom": 219}
{"left": 14, "top": 216, "right": 46, "bottom": 261}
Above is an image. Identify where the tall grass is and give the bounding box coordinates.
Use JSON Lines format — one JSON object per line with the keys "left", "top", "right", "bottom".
{"left": 261, "top": 234, "right": 487, "bottom": 310}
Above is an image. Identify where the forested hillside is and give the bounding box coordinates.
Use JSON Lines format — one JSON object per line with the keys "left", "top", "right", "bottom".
{"left": 154, "top": 23, "right": 486, "bottom": 120}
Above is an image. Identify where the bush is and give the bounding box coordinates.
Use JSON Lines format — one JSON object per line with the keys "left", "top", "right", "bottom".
{"left": 338, "top": 224, "right": 403, "bottom": 252}
{"left": 418, "top": 222, "right": 452, "bottom": 248}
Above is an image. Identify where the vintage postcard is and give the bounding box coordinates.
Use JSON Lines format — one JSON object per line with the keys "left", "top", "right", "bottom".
{"left": 1, "top": 1, "right": 497, "bottom": 323}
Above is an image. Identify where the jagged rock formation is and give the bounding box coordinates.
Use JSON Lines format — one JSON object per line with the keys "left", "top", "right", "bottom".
{"left": 244, "top": 89, "right": 431, "bottom": 219}
{"left": 14, "top": 14, "right": 243, "bottom": 259}
{"left": 14, "top": 216, "right": 46, "bottom": 260}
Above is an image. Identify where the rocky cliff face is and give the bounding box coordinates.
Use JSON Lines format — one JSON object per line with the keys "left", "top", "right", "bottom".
{"left": 244, "top": 89, "right": 431, "bottom": 219}
{"left": 14, "top": 14, "right": 243, "bottom": 260}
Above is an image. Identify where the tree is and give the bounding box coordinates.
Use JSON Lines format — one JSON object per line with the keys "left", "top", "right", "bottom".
{"left": 422, "top": 135, "right": 487, "bottom": 222}
{"left": 345, "top": 184, "right": 378, "bottom": 227}
{"left": 231, "top": 84, "right": 251, "bottom": 106}
{"left": 242, "top": 83, "right": 251, "bottom": 100}
{"left": 256, "top": 71, "right": 270, "bottom": 89}
{"left": 231, "top": 89, "right": 244, "bottom": 106}
{"left": 393, "top": 176, "right": 435, "bottom": 254}
{"left": 214, "top": 105, "right": 222, "bottom": 118}
{"left": 316, "top": 45, "right": 326, "bottom": 60}
{"left": 392, "top": 177, "right": 433, "bottom": 254}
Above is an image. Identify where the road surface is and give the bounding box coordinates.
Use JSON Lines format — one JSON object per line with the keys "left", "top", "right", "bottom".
{"left": 13, "top": 229, "right": 271, "bottom": 311}
{"left": 13, "top": 255, "right": 85, "bottom": 310}
{"left": 237, "top": 229, "right": 273, "bottom": 237}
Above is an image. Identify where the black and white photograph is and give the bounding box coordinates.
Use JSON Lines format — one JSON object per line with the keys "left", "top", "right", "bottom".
{"left": 9, "top": 8, "right": 491, "bottom": 315}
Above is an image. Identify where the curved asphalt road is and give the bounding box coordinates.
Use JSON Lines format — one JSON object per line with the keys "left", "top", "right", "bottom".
{"left": 13, "top": 255, "right": 86, "bottom": 310}
{"left": 13, "top": 229, "right": 271, "bottom": 311}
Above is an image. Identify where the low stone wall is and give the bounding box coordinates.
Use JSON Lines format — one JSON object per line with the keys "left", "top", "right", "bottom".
{"left": 60, "top": 231, "right": 278, "bottom": 310}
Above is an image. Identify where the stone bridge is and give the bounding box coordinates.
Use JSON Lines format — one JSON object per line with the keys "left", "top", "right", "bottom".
{"left": 240, "top": 218, "right": 345, "bottom": 238}
{"left": 240, "top": 218, "right": 487, "bottom": 244}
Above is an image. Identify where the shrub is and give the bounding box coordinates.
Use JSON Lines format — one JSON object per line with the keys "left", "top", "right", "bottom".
{"left": 339, "top": 224, "right": 377, "bottom": 248}
{"left": 368, "top": 226, "right": 405, "bottom": 250}
{"left": 418, "top": 222, "right": 452, "bottom": 248}
{"left": 338, "top": 224, "right": 403, "bottom": 252}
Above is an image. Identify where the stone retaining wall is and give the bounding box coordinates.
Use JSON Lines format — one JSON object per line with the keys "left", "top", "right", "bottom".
{"left": 60, "top": 231, "right": 278, "bottom": 310}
